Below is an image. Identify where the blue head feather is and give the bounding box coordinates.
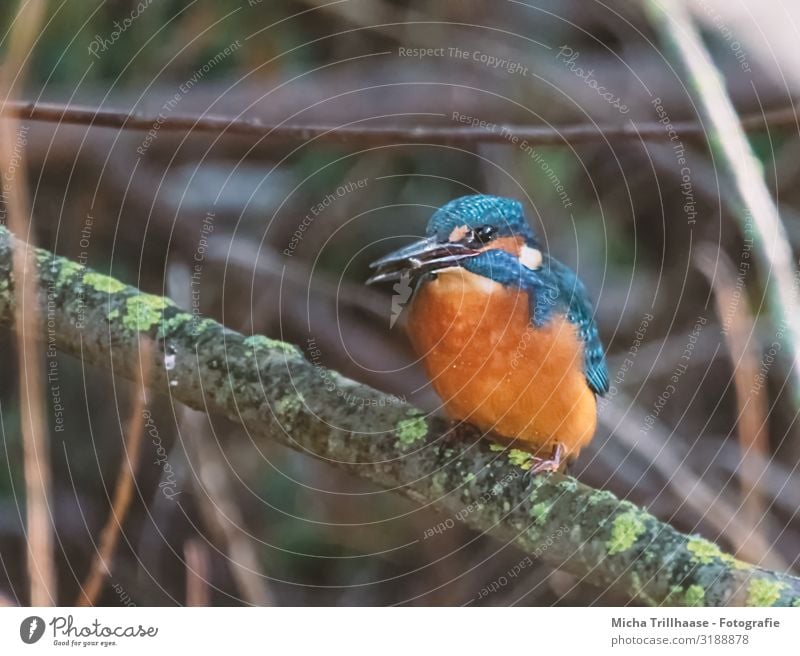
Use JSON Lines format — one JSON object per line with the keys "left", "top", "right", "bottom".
{"left": 426, "top": 195, "right": 537, "bottom": 245}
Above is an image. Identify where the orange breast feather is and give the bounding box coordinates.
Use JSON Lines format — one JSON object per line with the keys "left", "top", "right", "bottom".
{"left": 407, "top": 268, "right": 597, "bottom": 459}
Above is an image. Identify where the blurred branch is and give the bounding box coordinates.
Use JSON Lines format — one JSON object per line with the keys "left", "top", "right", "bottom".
{"left": 76, "top": 340, "right": 151, "bottom": 606}
{"left": 0, "top": 0, "right": 54, "bottom": 606}
{"left": 0, "top": 225, "right": 798, "bottom": 607}
{"left": 2, "top": 99, "right": 798, "bottom": 147}
{"left": 179, "top": 407, "right": 275, "bottom": 606}
{"left": 184, "top": 539, "right": 211, "bottom": 607}
{"left": 695, "top": 244, "right": 775, "bottom": 564}
{"left": 644, "top": 0, "right": 800, "bottom": 408}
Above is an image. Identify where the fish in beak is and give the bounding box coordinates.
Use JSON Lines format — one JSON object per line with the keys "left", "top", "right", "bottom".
{"left": 366, "top": 236, "right": 481, "bottom": 285}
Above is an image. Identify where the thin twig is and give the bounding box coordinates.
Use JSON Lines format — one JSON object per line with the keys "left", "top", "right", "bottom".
{"left": 184, "top": 539, "right": 211, "bottom": 607}
{"left": 644, "top": 0, "right": 800, "bottom": 409}
{"left": 694, "top": 243, "right": 777, "bottom": 565}
{"left": 1, "top": 0, "right": 53, "bottom": 606}
{"left": 1, "top": 99, "right": 798, "bottom": 146}
{"left": 75, "top": 340, "right": 152, "bottom": 606}
{"left": 179, "top": 407, "right": 275, "bottom": 606}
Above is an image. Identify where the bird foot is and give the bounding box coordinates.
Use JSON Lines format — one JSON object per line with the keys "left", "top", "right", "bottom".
{"left": 527, "top": 443, "right": 565, "bottom": 476}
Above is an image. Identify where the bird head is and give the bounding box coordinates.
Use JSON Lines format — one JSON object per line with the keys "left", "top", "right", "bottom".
{"left": 367, "top": 194, "right": 543, "bottom": 285}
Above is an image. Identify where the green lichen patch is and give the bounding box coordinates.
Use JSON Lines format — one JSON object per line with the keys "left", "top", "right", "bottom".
{"left": 746, "top": 579, "right": 786, "bottom": 607}
{"left": 526, "top": 472, "right": 550, "bottom": 496}
{"left": 684, "top": 584, "right": 705, "bottom": 607}
{"left": 55, "top": 259, "right": 85, "bottom": 285}
{"left": 792, "top": 598, "right": 800, "bottom": 607}
{"left": 107, "top": 308, "right": 120, "bottom": 321}
{"left": 395, "top": 415, "right": 428, "bottom": 447}
{"left": 508, "top": 449, "right": 533, "bottom": 470}
{"left": 83, "top": 271, "right": 126, "bottom": 294}
{"left": 122, "top": 294, "right": 174, "bottom": 332}
{"left": 684, "top": 537, "right": 745, "bottom": 569}
{"left": 529, "top": 501, "right": 551, "bottom": 524}
{"left": 488, "top": 443, "right": 505, "bottom": 452}
{"left": 607, "top": 510, "right": 646, "bottom": 555}
{"left": 243, "top": 334, "right": 299, "bottom": 355}
{"left": 158, "top": 312, "right": 192, "bottom": 337}
{"left": 686, "top": 538, "right": 722, "bottom": 565}
{"left": 557, "top": 478, "right": 578, "bottom": 493}
{"left": 193, "top": 317, "right": 219, "bottom": 334}
{"left": 586, "top": 489, "right": 618, "bottom": 507}
{"left": 276, "top": 392, "right": 305, "bottom": 417}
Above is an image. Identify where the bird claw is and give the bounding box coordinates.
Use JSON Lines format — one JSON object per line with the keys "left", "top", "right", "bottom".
{"left": 527, "top": 443, "right": 565, "bottom": 476}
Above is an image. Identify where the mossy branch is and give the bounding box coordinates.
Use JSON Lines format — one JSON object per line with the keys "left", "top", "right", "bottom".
{"left": 1, "top": 224, "right": 798, "bottom": 607}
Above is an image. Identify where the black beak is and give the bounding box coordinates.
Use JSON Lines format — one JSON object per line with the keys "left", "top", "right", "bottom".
{"left": 366, "top": 236, "right": 480, "bottom": 285}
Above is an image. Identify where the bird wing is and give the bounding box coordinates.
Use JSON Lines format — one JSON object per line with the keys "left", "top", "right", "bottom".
{"left": 540, "top": 257, "right": 609, "bottom": 396}
{"left": 458, "top": 248, "right": 609, "bottom": 395}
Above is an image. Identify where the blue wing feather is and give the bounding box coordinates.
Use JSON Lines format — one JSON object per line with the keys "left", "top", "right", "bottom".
{"left": 544, "top": 256, "right": 609, "bottom": 396}
{"left": 462, "top": 249, "right": 609, "bottom": 396}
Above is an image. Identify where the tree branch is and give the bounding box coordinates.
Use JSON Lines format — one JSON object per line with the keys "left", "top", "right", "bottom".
{"left": 1, "top": 99, "right": 797, "bottom": 147}
{"left": 1, "top": 224, "right": 798, "bottom": 607}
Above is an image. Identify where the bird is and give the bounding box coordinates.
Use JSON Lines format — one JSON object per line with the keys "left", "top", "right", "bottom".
{"left": 367, "top": 194, "right": 608, "bottom": 473}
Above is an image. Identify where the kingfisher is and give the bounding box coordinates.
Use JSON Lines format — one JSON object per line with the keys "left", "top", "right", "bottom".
{"left": 367, "top": 195, "right": 608, "bottom": 473}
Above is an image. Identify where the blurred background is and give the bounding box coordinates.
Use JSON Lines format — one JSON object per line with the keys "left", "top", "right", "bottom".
{"left": 1, "top": 0, "right": 799, "bottom": 606}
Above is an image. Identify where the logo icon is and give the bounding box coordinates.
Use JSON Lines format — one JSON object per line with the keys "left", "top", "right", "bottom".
{"left": 20, "top": 616, "right": 45, "bottom": 644}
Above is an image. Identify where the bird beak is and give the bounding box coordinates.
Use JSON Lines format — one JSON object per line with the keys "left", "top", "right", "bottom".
{"left": 366, "top": 236, "right": 480, "bottom": 284}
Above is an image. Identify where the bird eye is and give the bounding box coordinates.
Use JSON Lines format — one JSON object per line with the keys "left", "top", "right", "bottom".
{"left": 468, "top": 224, "right": 497, "bottom": 246}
